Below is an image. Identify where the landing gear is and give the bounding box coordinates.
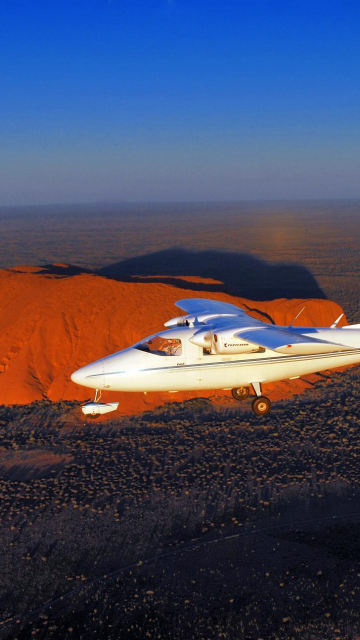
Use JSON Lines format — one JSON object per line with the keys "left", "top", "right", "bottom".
{"left": 83, "top": 389, "right": 101, "bottom": 418}
{"left": 231, "top": 387, "right": 250, "bottom": 401}
{"left": 252, "top": 396, "right": 271, "bottom": 416}
{"left": 81, "top": 390, "right": 120, "bottom": 418}
{"left": 88, "top": 389, "right": 101, "bottom": 418}
{"left": 251, "top": 382, "right": 271, "bottom": 416}
{"left": 231, "top": 382, "right": 272, "bottom": 415}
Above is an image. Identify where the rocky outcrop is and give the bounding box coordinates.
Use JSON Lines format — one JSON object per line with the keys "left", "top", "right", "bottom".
{"left": 0, "top": 265, "right": 347, "bottom": 414}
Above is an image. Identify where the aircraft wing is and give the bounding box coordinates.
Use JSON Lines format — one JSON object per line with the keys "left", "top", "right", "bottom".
{"left": 165, "top": 297, "right": 258, "bottom": 329}
{"left": 175, "top": 298, "right": 246, "bottom": 316}
{"left": 174, "top": 298, "right": 353, "bottom": 355}
{"left": 234, "top": 326, "right": 352, "bottom": 355}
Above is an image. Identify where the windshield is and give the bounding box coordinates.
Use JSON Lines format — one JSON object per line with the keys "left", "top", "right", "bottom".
{"left": 135, "top": 336, "right": 182, "bottom": 356}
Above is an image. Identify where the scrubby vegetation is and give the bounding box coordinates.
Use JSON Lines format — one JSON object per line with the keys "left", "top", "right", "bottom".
{"left": 1, "top": 368, "right": 360, "bottom": 638}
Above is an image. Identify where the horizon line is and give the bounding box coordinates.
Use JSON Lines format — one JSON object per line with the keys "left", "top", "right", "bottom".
{"left": 1, "top": 197, "right": 360, "bottom": 209}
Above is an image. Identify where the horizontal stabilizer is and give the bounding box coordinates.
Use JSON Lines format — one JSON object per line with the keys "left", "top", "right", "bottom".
{"left": 234, "top": 327, "right": 352, "bottom": 355}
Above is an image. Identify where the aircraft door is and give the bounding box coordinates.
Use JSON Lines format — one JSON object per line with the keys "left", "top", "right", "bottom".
{"left": 184, "top": 340, "right": 203, "bottom": 390}
{"left": 197, "top": 346, "right": 240, "bottom": 390}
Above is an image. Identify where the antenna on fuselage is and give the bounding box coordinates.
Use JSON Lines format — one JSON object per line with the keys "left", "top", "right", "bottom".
{"left": 330, "top": 313, "right": 344, "bottom": 329}
{"left": 289, "top": 306, "right": 305, "bottom": 328}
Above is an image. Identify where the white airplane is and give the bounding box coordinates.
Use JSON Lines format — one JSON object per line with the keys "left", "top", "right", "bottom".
{"left": 71, "top": 297, "right": 360, "bottom": 418}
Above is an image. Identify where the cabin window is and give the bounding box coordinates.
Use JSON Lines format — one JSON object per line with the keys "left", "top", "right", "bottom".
{"left": 136, "top": 337, "right": 182, "bottom": 356}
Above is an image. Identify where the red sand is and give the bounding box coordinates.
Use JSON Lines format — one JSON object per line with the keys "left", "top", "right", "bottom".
{"left": 0, "top": 265, "right": 347, "bottom": 414}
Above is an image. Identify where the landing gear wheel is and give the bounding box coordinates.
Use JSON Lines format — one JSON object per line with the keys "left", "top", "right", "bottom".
{"left": 252, "top": 396, "right": 271, "bottom": 416}
{"left": 86, "top": 413, "right": 100, "bottom": 420}
{"left": 231, "top": 387, "right": 250, "bottom": 402}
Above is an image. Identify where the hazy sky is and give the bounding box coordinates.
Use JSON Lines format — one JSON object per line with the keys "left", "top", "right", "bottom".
{"left": 1, "top": 0, "right": 360, "bottom": 205}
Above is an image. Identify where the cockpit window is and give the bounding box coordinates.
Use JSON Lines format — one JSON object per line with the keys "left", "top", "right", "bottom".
{"left": 136, "top": 337, "right": 182, "bottom": 356}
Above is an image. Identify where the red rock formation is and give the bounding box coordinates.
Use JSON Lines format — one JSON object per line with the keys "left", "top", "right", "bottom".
{"left": 0, "top": 265, "right": 347, "bottom": 414}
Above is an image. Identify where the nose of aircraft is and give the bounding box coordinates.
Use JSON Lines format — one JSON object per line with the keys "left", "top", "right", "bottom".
{"left": 71, "top": 361, "right": 105, "bottom": 389}
{"left": 70, "top": 367, "right": 86, "bottom": 386}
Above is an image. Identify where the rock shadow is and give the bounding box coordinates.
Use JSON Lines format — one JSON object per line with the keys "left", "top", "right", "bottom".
{"left": 98, "top": 249, "right": 326, "bottom": 301}
{"left": 38, "top": 264, "right": 94, "bottom": 277}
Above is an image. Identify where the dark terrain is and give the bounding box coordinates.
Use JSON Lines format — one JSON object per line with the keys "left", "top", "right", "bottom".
{"left": 1, "top": 369, "right": 360, "bottom": 638}
{"left": 1, "top": 201, "right": 360, "bottom": 638}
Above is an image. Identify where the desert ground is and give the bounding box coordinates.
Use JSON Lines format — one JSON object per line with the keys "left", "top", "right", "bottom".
{"left": 1, "top": 201, "right": 360, "bottom": 639}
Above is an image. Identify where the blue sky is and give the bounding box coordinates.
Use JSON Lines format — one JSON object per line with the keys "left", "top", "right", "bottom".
{"left": 1, "top": 0, "right": 360, "bottom": 204}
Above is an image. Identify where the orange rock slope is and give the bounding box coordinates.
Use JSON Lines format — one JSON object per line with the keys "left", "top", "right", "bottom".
{"left": 0, "top": 265, "right": 348, "bottom": 414}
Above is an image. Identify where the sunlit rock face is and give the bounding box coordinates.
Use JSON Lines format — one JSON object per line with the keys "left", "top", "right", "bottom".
{"left": 0, "top": 265, "right": 347, "bottom": 414}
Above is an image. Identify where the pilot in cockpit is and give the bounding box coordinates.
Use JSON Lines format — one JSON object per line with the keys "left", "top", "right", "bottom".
{"left": 164, "top": 338, "right": 182, "bottom": 356}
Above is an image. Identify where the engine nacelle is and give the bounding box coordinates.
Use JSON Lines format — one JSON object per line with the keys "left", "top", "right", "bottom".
{"left": 213, "top": 330, "right": 259, "bottom": 355}
{"left": 189, "top": 329, "right": 212, "bottom": 348}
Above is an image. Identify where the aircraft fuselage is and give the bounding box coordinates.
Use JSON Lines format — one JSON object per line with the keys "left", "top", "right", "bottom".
{"left": 71, "top": 325, "right": 360, "bottom": 394}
